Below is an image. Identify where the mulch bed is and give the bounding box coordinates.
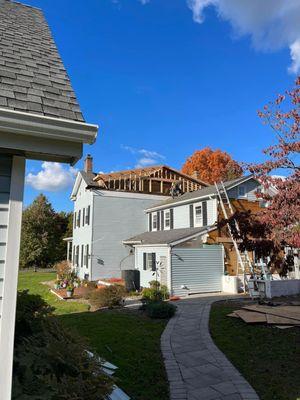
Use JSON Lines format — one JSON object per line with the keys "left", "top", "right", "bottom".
{"left": 52, "top": 286, "right": 99, "bottom": 300}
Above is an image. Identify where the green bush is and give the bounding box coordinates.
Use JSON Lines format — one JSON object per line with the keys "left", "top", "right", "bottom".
{"left": 89, "top": 285, "right": 126, "bottom": 309}
{"left": 145, "top": 301, "right": 177, "bottom": 319}
{"left": 142, "top": 283, "right": 169, "bottom": 302}
{"left": 13, "top": 291, "right": 112, "bottom": 400}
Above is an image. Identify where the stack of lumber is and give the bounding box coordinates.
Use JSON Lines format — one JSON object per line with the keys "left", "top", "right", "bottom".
{"left": 228, "top": 303, "right": 300, "bottom": 329}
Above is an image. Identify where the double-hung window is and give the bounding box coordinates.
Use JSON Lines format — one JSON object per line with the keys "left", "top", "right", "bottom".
{"left": 152, "top": 214, "right": 157, "bottom": 231}
{"left": 164, "top": 210, "right": 170, "bottom": 229}
{"left": 143, "top": 253, "right": 156, "bottom": 271}
{"left": 194, "top": 205, "right": 202, "bottom": 226}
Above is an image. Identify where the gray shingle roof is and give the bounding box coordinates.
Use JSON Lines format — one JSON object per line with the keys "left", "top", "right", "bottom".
{"left": 148, "top": 175, "right": 255, "bottom": 210}
{"left": 123, "top": 226, "right": 213, "bottom": 245}
{"left": 0, "top": 0, "right": 85, "bottom": 122}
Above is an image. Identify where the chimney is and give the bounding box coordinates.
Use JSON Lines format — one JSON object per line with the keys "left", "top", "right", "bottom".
{"left": 192, "top": 170, "right": 200, "bottom": 180}
{"left": 84, "top": 154, "right": 93, "bottom": 173}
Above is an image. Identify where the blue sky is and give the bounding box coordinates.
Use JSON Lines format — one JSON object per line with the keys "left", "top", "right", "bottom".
{"left": 23, "top": 0, "right": 299, "bottom": 211}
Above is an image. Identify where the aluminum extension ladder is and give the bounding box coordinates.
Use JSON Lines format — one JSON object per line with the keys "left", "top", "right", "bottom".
{"left": 214, "top": 181, "right": 260, "bottom": 298}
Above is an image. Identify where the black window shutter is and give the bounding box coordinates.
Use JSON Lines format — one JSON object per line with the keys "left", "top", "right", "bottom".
{"left": 149, "top": 213, "right": 152, "bottom": 231}
{"left": 73, "top": 212, "right": 76, "bottom": 229}
{"left": 170, "top": 208, "right": 174, "bottom": 229}
{"left": 202, "top": 201, "right": 208, "bottom": 226}
{"left": 78, "top": 210, "right": 81, "bottom": 228}
{"left": 161, "top": 210, "right": 164, "bottom": 230}
{"left": 151, "top": 253, "right": 156, "bottom": 271}
{"left": 83, "top": 208, "right": 85, "bottom": 227}
{"left": 189, "top": 204, "right": 194, "bottom": 228}
{"left": 143, "top": 253, "right": 147, "bottom": 270}
{"left": 87, "top": 205, "right": 90, "bottom": 225}
{"left": 81, "top": 245, "right": 84, "bottom": 267}
{"left": 157, "top": 211, "right": 160, "bottom": 230}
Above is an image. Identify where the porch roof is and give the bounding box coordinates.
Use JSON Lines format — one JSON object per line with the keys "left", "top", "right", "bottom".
{"left": 123, "top": 226, "right": 214, "bottom": 246}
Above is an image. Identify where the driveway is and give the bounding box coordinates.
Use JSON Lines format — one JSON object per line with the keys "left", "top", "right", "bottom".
{"left": 161, "top": 294, "right": 259, "bottom": 400}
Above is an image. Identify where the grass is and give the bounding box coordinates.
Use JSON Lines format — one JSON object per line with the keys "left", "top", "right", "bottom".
{"left": 59, "top": 311, "right": 168, "bottom": 400}
{"left": 18, "top": 270, "right": 89, "bottom": 314}
{"left": 210, "top": 300, "right": 300, "bottom": 400}
{"left": 17, "top": 270, "right": 169, "bottom": 400}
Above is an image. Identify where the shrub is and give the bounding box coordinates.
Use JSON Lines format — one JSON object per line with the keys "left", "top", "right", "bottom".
{"left": 142, "top": 284, "right": 169, "bottom": 302}
{"left": 145, "top": 301, "right": 177, "bottom": 319}
{"left": 89, "top": 285, "right": 126, "bottom": 309}
{"left": 13, "top": 291, "right": 112, "bottom": 400}
{"left": 55, "top": 260, "right": 72, "bottom": 279}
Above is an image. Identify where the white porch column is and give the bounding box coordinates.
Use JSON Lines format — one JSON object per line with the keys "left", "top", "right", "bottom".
{"left": 0, "top": 156, "right": 25, "bottom": 400}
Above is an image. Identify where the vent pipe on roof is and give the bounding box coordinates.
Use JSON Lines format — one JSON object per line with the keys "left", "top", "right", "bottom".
{"left": 84, "top": 154, "right": 93, "bottom": 173}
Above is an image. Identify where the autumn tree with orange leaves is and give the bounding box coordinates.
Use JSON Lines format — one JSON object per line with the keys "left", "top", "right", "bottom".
{"left": 182, "top": 147, "right": 242, "bottom": 184}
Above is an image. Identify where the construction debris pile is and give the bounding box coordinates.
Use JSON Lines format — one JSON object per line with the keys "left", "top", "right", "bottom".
{"left": 228, "top": 302, "right": 300, "bottom": 329}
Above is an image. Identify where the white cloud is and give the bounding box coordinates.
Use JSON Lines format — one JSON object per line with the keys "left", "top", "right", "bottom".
{"left": 121, "top": 145, "right": 165, "bottom": 168}
{"left": 26, "top": 162, "right": 77, "bottom": 192}
{"left": 187, "top": 0, "right": 300, "bottom": 73}
{"left": 288, "top": 39, "right": 300, "bottom": 74}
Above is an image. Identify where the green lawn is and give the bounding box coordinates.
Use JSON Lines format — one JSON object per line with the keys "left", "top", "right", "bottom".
{"left": 210, "top": 301, "right": 300, "bottom": 400}
{"left": 18, "top": 270, "right": 89, "bottom": 314}
{"left": 17, "top": 270, "right": 169, "bottom": 400}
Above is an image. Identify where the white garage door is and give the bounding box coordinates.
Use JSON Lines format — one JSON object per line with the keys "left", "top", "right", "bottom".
{"left": 171, "top": 246, "right": 224, "bottom": 296}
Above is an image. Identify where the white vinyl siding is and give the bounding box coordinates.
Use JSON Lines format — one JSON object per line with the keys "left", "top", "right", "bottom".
{"left": 173, "top": 205, "right": 190, "bottom": 229}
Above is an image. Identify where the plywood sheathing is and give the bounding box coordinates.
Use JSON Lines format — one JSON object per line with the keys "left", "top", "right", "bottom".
{"left": 242, "top": 305, "right": 300, "bottom": 322}
{"left": 234, "top": 309, "right": 267, "bottom": 324}
{"left": 228, "top": 304, "right": 300, "bottom": 328}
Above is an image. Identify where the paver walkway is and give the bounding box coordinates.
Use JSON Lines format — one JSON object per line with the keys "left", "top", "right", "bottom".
{"left": 161, "top": 294, "right": 259, "bottom": 400}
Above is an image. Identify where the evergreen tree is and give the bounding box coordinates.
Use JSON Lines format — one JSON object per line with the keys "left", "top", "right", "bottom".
{"left": 20, "top": 195, "right": 69, "bottom": 268}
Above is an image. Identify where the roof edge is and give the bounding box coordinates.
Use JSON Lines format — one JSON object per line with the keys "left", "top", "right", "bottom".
{"left": 0, "top": 107, "right": 98, "bottom": 145}
{"left": 145, "top": 175, "right": 256, "bottom": 212}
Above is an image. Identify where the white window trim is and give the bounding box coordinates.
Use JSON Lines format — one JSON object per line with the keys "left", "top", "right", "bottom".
{"left": 152, "top": 213, "right": 158, "bottom": 231}
{"left": 194, "top": 202, "right": 203, "bottom": 227}
{"left": 164, "top": 210, "right": 171, "bottom": 230}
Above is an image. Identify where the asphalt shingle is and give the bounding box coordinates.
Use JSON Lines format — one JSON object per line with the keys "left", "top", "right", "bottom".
{"left": 123, "top": 226, "right": 212, "bottom": 245}
{"left": 0, "top": 0, "right": 85, "bottom": 122}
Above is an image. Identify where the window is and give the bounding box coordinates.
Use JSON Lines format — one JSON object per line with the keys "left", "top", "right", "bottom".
{"left": 85, "top": 205, "right": 90, "bottom": 225}
{"left": 238, "top": 185, "right": 246, "bottom": 197}
{"left": 152, "top": 214, "right": 157, "bottom": 230}
{"left": 195, "top": 205, "right": 202, "bottom": 226}
{"left": 72, "top": 245, "right": 75, "bottom": 264}
{"left": 77, "top": 210, "right": 81, "bottom": 228}
{"left": 165, "top": 211, "right": 170, "bottom": 229}
{"left": 143, "top": 253, "right": 156, "bottom": 271}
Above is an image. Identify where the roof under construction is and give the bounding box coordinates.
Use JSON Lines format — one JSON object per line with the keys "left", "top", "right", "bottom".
{"left": 92, "top": 165, "right": 208, "bottom": 196}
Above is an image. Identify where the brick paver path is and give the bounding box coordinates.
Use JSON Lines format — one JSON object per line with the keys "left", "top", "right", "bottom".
{"left": 161, "top": 295, "right": 259, "bottom": 400}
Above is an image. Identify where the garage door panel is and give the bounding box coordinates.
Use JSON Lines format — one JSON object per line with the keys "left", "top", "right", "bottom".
{"left": 171, "top": 247, "right": 223, "bottom": 296}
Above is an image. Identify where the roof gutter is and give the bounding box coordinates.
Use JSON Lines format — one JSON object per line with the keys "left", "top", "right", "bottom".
{"left": 0, "top": 107, "right": 98, "bottom": 144}
{"left": 146, "top": 175, "right": 255, "bottom": 212}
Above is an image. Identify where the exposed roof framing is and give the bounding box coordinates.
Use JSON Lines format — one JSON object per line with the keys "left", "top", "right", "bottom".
{"left": 92, "top": 165, "right": 208, "bottom": 196}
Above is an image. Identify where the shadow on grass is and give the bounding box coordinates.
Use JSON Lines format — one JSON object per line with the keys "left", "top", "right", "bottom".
{"left": 209, "top": 300, "right": 300, "bottom": 400}
{"left": 57, "top": 309, "right": 169, "bottom": 400}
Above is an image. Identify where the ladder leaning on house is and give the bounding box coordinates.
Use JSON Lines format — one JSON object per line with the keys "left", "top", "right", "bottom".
{"left": 214, "top": 181, "right": 260, "bottom": 298}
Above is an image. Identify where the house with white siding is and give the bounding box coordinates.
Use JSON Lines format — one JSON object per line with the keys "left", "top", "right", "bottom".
{"left": 0, "top": 1, "right": 98, "bottom": 397}
{"left": 70, "top": 161, "right": 207, "bottom": 280}
{"left": 123, "top": 175, "right": 264, "bottom": 296}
